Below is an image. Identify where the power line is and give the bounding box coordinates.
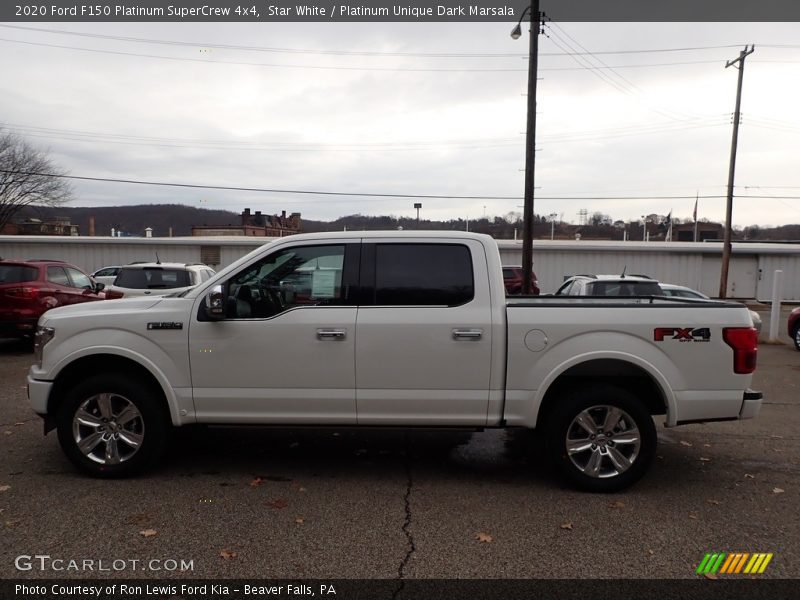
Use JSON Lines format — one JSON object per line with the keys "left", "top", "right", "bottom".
{"left": 5, "top": 169, "right": 787, "bottom": 200}
{"left": 0, "top": 25, "right": 751, "bottom": 58}
{"left": 1, "top": 119, "right": 729, "bottom": 153}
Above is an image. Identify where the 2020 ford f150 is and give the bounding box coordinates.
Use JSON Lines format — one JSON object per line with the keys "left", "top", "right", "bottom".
{"left": 27, "top": 232, "right": 762, "bottom": 491}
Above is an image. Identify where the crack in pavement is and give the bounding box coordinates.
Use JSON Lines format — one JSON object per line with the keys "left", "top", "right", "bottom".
{"left": 392, "top": 440, "right": 416, "bottom": 600}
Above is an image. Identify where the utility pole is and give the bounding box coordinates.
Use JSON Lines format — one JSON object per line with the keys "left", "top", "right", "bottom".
{"left": 511, "top": 0, "right": 542, "bottom": 295}
{"left": 719, "top": 45, "right": 754, "bottom": 299}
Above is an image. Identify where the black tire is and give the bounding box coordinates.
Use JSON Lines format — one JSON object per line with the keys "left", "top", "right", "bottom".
{"left": 793, "top": 325, "right": 800, "bottom": 352}
{"left": 544, "top": 384, "right": 657, "bottom": 493}
{"left": 56, "top": 374, "right": 170, "bottom": 478}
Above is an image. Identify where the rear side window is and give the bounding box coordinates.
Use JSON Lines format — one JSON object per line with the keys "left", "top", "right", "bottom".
{"left": 0, "top": 265, "right": 38, "bottom": 284}
{"left": 373, "top": 244, "right": 474, "bottom": 306}
{"left": 46, "top": 266, "right": 70, "bottom": 286}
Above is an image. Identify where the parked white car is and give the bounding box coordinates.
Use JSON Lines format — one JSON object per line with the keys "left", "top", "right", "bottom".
{"left": 660, "top": 284, "right": 762, "bottom": 333}
{"left": 104, "top": 263, "right": 215, "bottom": 299}
{"left": 90, "top": 265, "right": 122, "bottom": 287}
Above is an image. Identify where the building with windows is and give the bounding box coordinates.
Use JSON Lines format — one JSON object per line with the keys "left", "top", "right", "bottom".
{"left": 191, "top": 208, "right": 301, "bottom": 237}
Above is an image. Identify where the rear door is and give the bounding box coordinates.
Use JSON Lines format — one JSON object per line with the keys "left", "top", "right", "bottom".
{"left": 354, "top": 240, "right": 493, "bottom": 425}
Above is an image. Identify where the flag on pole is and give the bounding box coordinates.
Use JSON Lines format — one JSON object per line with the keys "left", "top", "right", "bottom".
{"left": 665, "top": 210, "right": 673, "bottom": 241}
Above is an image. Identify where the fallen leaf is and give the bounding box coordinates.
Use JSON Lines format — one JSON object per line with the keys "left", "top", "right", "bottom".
{"left": 647, "top": 549, "right": 655, "bottom": 555}
{"left": 266, "top": 498, "right": 289, "bottom": 509}
{"left": 139, "top": 529, "right": 157, "bottom": 538}
{"left": 5, "top": 520, "right": 21, "bottom": 526}
{"left": 2, "top": 431, "right": 11, "bottom": 436}
{"left": 773, "top": 487, "right": 785, "bottom": 494}
{"left": 249, "top": 477, "right": 264, "bottom": 488}
{"left": 745, "top": 474, "right": 755, "bottom": 479}
{"left": 706, "top": 499, "right": 721, "bottom": 506}
{"left": 703, "top": 444, "right": 712, "bottom": 448}
{"left": 770, "top": 435, "right": 783, "bottom": 439}
{"left": 296, "top": 486, "right": 307, "bottom": 493}
{"left": 14, "top": 422, "right": 26, "bottom": 426}
{"left": 680, "top": 441, "right": 693, "bottom": 447}
{"left": 699, "top": 457, "right": 712, "bottom": 462}
{"left": 0, "top": 485, "right": 10, "bottom": 492}
{"left": 688, "top": 512, "right": 699, "bottom": 520}
{"left": 475, "top": 532, "right": 493, "bottom": 543}
{"left": 703, "top": 573, "right": 718, "bottom": 580}
{"left": 608, "top": 501, "right": 625, "bottom": 509}
{"left": 219, "top": 549, "right": 237, "bottom": 560}
{"left": 560, "top": 522, "right": 573, "bottom": 530}
{"left": 295, "top": 517, "right": 305, "bottom": 524}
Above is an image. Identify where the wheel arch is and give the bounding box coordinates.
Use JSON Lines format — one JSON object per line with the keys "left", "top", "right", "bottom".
{"left": 535, "top": 355, "right": 675, "bottom": 429}
{"left": 47, "top": 353, "right": 179, "bottom": 432}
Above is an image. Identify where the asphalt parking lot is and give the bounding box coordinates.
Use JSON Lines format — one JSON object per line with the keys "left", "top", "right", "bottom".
{"left": 0, "top": 309, "right": 797, "bottom": 581}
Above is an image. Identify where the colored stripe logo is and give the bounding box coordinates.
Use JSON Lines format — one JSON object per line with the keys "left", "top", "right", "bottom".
{"left": 697, "top": 552, "right": 773, "bottom": 574}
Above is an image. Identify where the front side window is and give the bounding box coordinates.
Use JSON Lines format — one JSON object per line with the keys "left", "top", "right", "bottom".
{"left": 372, "top": 243, "right": 473, "bottom": 306}
{"left": 65, "top": 268, "right": 93, "bottom": 289}
{"left": 225, "top": 245, "right": 346, "bottom": 319}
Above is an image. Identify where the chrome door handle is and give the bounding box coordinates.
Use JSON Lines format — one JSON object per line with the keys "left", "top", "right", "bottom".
{"left": 317, "top": 329, "right": 346, "bottom": 340}
{"left": 453, "top": 329, "right": 483, "bottom": 340}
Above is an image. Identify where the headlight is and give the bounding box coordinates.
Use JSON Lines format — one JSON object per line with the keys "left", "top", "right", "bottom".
{"left": 34, "top": 326, "right": 55, "bottom": 367}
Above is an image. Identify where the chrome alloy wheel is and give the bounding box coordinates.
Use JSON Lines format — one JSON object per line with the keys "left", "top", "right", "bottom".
{"left": 565, "top": 405, "right": 641, "bottom": 479}
{"left": 72, "top": 393, "right": 145, "bottom": 465}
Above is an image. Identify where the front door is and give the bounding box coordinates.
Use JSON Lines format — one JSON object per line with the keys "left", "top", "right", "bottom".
{"left": 189, "top": 242, "right": 360, "bottom": 424}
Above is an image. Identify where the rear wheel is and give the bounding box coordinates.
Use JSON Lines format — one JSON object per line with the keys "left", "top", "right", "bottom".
{"left": 545, "top": 384, "right": 657, "bottom": 492}
{"left": 793, "top": 325, "right": 800, "bottom": 351}
{"left": 56, "top": 374, "right": 169, "bottom": 477}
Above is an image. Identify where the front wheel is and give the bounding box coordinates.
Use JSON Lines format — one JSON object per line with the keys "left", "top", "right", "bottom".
{"left": 793, "top": 325, "right": 800, "bottom": 351}
{"left": 56, "top": 374, "right": 169, "bottom": 477}
{"left": 544, "top": 384, "right": 657, "bottom": 492}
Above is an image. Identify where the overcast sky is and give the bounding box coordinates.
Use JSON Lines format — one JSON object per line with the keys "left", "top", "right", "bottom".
{"left": 1, "top": 21, "right": 799, "bottom": 227}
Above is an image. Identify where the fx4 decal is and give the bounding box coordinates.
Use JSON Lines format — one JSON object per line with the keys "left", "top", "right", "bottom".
{"left": 654, "top": 327, "right": 711, "bottom": 342}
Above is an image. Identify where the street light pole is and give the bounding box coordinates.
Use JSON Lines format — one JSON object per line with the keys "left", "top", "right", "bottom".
{"left": 511, "top": 0, "right": 541, "bottom": 295}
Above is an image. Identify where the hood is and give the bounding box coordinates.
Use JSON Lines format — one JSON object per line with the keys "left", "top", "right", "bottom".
{"left": 41, "top": 297, "right": 167, "bottom": 323}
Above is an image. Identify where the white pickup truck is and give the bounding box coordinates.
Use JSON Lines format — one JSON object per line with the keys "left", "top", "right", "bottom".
{"left": 27, "top": 232, "right": 762, "bottom": 491}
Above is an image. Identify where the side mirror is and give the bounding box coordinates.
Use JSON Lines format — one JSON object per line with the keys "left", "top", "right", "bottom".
{"left": 94, "top": 282, "right": 106, "bottom": 293}
{"left": 204, "top": 284, "right": 225, "bottom": 320}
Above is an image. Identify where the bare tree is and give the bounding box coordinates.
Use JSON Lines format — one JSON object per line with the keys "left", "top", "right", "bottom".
{"left": 0, "top": 130, "right": 73, "bottom": 232}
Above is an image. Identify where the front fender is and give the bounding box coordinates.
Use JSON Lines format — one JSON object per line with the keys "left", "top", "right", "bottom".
{"left": 41, "top": 329, "right": 193, "bottom": 426}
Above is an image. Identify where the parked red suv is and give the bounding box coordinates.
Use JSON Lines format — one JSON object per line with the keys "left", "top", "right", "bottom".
{"left": 0, "top": 259, "right": 105, "bottom": 341}
{"left": 502, "top": 265, "right": 540, "bottom": 295}
{"left": 789, "top": 306, "right": 800, "bottom": 351}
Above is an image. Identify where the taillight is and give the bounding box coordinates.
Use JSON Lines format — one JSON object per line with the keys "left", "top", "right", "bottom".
{"left": 5, "top": 286, "right": 39, "bottom": 300}
{"left": 105, "top": 289, "right": 124, "bottom": 299}
{"left": 723, "top": 327, "right": 758, "bottom": 374}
